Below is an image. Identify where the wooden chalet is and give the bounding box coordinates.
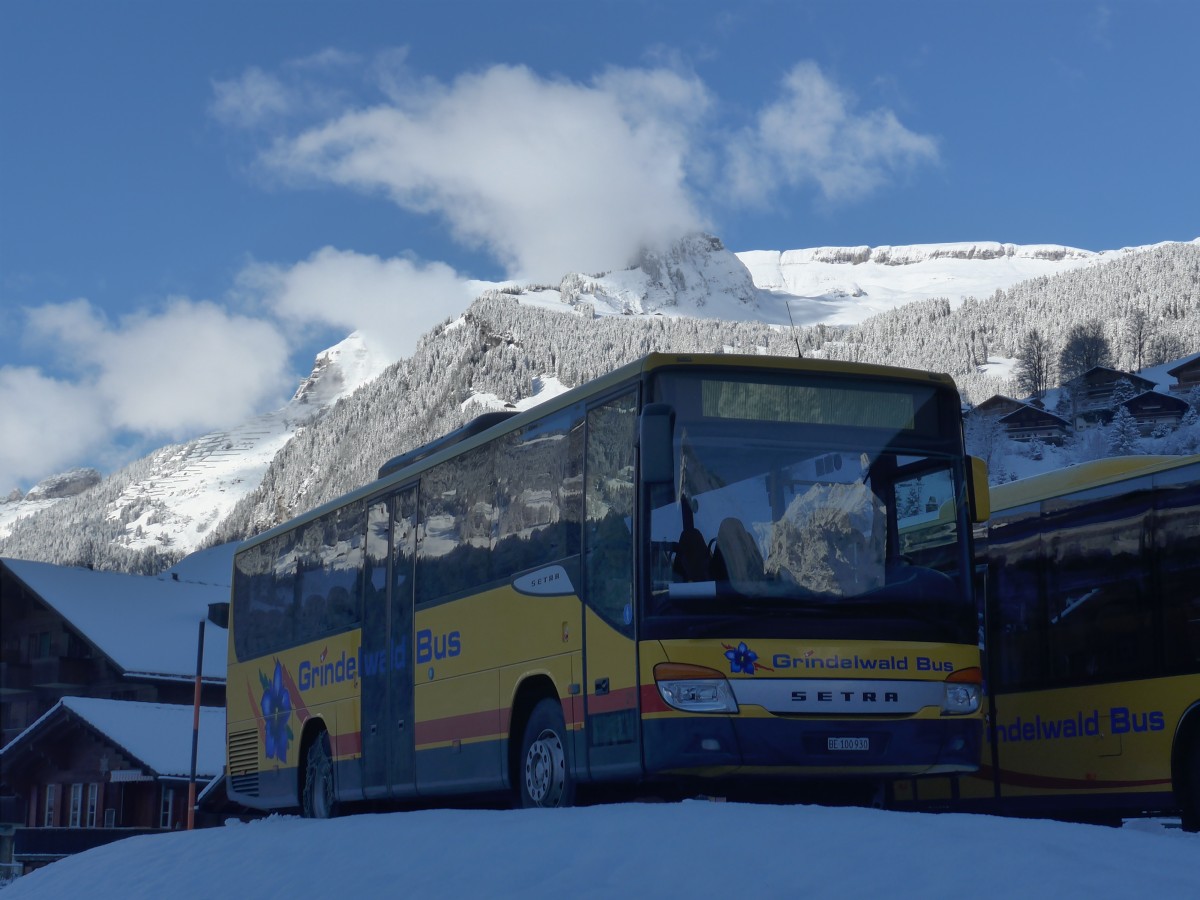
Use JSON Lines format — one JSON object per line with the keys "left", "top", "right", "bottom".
{"left": 1167, "top": 354, "right": 1200, "bottom": 396}
{"left": 1062, "top": 367, "right": 1157, "bottom": 428}
{"left": 997, "top": 405, "right": 1071, "bottom": 445}
{"left": 1122, "top": 391, "right": 1191, "bottom": 435}
{"left": 0, "top": 697, "right": 224, "bottom": 875}
{"left": 969, "top": 395, "right": 1027, "bottom": 419}
{"left": 0, "top": 556, "right": 233, "bottom": 880}
{"left": 0, "top": 558, "right": 228, "bottom": 748}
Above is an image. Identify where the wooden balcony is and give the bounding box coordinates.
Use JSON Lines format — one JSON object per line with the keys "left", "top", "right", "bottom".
{"left": 29, "top": 656, "right": 92, "bottom": 688}
{"left": 0, "top": 662, "right": 32, "bottom": 694}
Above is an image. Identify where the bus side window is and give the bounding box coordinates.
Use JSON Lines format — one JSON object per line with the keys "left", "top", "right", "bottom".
{"left": 233, "top": 541, "right": 276, "bottom": 661}
{"left": 585, "top": 392, "right": 637, "bottom": 635}
{"left": 1045, "top": 483, "right": 1155, "bottom": 683}
{"left": 493, "top": 407, "right": 583, "bottom": 580}
{"left": 417, "top": 445, "right": 495, "bottom": 604}
{"left": 1158, "top": 476, "right": 1200, "bottom": 671}
{"left": 990, "top": 511, "right": 1047, "bottom": 691}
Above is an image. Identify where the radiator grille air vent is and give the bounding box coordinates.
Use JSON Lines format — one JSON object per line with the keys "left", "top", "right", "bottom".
{"left": 228, "top": 729, "right": 260, "bottom": 797}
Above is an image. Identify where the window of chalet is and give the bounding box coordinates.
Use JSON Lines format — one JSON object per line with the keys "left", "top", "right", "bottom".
{"left": 42, "top": 783, "right": 55, "bottom": 827}
{"left": 160, "top": 787, "right": 175, "bottom": 829}
{"left": 69, "top": 783, "right": 82, "bottom": 827}
{"left": 29, "top": 631, "right": 52, "bottom": 660}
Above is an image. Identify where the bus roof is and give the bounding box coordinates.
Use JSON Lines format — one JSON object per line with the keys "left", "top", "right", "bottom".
{"left": 990, "top": 454, "right": 1200, "bottom": 512}
{"left": 236, "top": 353, "right": 960, "bottom": 554}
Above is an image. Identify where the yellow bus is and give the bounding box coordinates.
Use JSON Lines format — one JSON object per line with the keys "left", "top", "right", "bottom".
{"left": 890, "top": 455, "right": 1200, "bottom": 829}
{"left": 225, "top": 353, "right": 990, "bottom": 814}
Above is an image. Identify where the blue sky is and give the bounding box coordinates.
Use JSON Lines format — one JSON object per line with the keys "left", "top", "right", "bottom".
{"left": 2, "top": 0, "right": 1198, "bottom": 491}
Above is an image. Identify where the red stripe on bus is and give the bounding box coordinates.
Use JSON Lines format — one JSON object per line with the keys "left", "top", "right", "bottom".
{"left": 641, "top": 683, "right": 670, "bottom": 714}
{"left": 980, "top": 764, "right": 1172, "bottom": 791}
{"left": 332, "top": 731, "right": 362, "bottom": 757}
{"left": 587, "top": 685, "right": 639, "bottom": 714}
{"left": 415, "top": 708, "right": 504, "bottom": 746}
{"left": 560, "top": 697, "right": 579, "bottom": 728}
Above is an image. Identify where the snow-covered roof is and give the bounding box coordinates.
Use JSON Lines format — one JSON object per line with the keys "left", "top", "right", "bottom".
{"left": 2, "top": 558, "right": 228, "bottom": 680}
{"left": 1070, "top": 366, "right": 1156, "bottom": 387}
{"left": 1166, "top": 352, "right": 1200, "bottom": 377}
{"left": 1, "top": 696, "right": 225, "bottom": 779}
{"left": 163, "top": 542, "right": 238, "bottom": 588}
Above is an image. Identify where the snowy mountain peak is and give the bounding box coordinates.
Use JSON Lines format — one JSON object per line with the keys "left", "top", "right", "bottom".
{"left": 542, "top": 232, "right": 762, "bottom": 318}
{"left": 289, "top": 331, "right": 386, "bottom": 408}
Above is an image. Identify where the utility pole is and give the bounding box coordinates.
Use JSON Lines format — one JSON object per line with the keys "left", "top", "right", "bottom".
{"left": 188, "top": 618, "right": 206, "bottom": 830}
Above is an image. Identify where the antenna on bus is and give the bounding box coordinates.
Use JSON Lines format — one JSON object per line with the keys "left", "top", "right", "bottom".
{"left": 785, "top": 300, "right": 803, "bottom": 358}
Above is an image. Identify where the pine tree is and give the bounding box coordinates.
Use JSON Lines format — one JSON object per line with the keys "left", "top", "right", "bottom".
{"left": 1108, "top": 406, "right": 1141, "bottom": 456}
{"left": 1109, "top": 377, "right": 1139, "bottom": 409}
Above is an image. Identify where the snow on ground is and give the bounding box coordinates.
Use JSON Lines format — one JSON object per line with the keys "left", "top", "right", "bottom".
{"left": 4, "top": 802, "right": 1196, "bottom": 899}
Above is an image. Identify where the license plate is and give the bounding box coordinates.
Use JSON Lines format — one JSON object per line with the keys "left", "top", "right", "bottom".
{"left": 827, "top": 737, "right": 870, "bottom": 751}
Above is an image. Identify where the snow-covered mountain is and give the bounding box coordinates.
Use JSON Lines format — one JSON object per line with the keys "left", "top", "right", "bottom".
{"left": 506, "top": 236, "right": 1139, "bottom": 328}
{"left": 3, "top": 234, "right": 1197, "bottom": 571}
{"left": 736, "top": 241, "right": 1119, "bottom": 324}
{"left": 0, "top": 332, "right": 386, "bottom": 556}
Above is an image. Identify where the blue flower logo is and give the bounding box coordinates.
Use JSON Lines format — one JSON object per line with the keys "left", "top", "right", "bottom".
{"left": 259, "top": 660, "right": 294, "bottom": 762}
{"left": 724, "top": 641, "right": 759, "bottom": 675}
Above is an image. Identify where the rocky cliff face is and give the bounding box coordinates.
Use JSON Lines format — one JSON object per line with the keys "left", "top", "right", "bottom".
{"left": 22, "top": 468, "right": 102, "bottom": 501}
{"left": 557, "top": 233, "right": 761, "bottom": 315}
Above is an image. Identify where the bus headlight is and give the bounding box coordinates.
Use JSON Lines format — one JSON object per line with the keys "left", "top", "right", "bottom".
{"left": 654, "top": 663, "right": 739, "bottom": 713}
{"left": 941, "top": 667, "right": 982, "bottom": 715}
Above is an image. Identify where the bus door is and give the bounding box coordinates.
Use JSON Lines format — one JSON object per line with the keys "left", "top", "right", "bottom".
{"left": 361, "top": 487, "right": 417, "bottom": 798}
{"left": 582, "top": 390, "right": 642, "bottom": 779}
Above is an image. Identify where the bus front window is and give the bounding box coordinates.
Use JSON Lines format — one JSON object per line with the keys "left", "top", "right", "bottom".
{"left": 644, "top": 372, "right": 972, "bottom": 642}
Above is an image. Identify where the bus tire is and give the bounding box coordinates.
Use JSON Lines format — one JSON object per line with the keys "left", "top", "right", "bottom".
{"left": 518, "top": 698, "right": 574, "bottom": 808}
{"left": 302, "top": 729, "right": 337, "bottom": 819}
{"left": 1182, "top": 734, "right": 1200, "bottom": 833}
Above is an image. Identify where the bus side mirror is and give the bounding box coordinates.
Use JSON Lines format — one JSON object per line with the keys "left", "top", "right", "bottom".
{"left": 968, "top": 456, "right": 990, "bottom": 524}
{"left": 639, "top": 403, "right": 675, "bottom": 485}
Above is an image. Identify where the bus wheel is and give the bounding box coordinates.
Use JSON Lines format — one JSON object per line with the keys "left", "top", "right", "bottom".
{"left": 519, "top": 699, "right": 575, "bottom": 808}
{"left": 1182, "top": 736, "right": 1200, "bottom": 833}
{"left": 302, "top": 730, "right": 337, "bottom": 819}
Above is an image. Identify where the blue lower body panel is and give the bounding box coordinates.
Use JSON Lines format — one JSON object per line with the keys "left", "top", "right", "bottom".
{"left": 643, "top": 715, "right": 981, "bottom": 776}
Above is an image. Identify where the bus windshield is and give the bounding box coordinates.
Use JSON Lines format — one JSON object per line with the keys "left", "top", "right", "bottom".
{"left": 646, "top": 371, "right": 973, "bottom": 642}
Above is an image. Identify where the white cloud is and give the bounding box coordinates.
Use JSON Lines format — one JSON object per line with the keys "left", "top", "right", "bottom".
{"left": 232, "top": 55, "right": 938, "bottom": 279}
{"left": 239, "top": 247, "right": 477, "bottom": 362}
{"left": 210, "top": 67, "right": 294, "bottom": 128}
{"left": 0, "top": 367, "right": 109, "bottom": 490}
{"left": 4, "top": 250, "right": 470, "bottom": 490}
{"left": 262, "top": 63, "right": 711, "bottom": 281}
{"left": 724, "top": 61, "right": 939, "bottom": 206}
{"left": 1, "top": 56, "right": 945, "bottom": 492}
{"left": 25, "top": 298, "right": 293, "bottom": 436}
